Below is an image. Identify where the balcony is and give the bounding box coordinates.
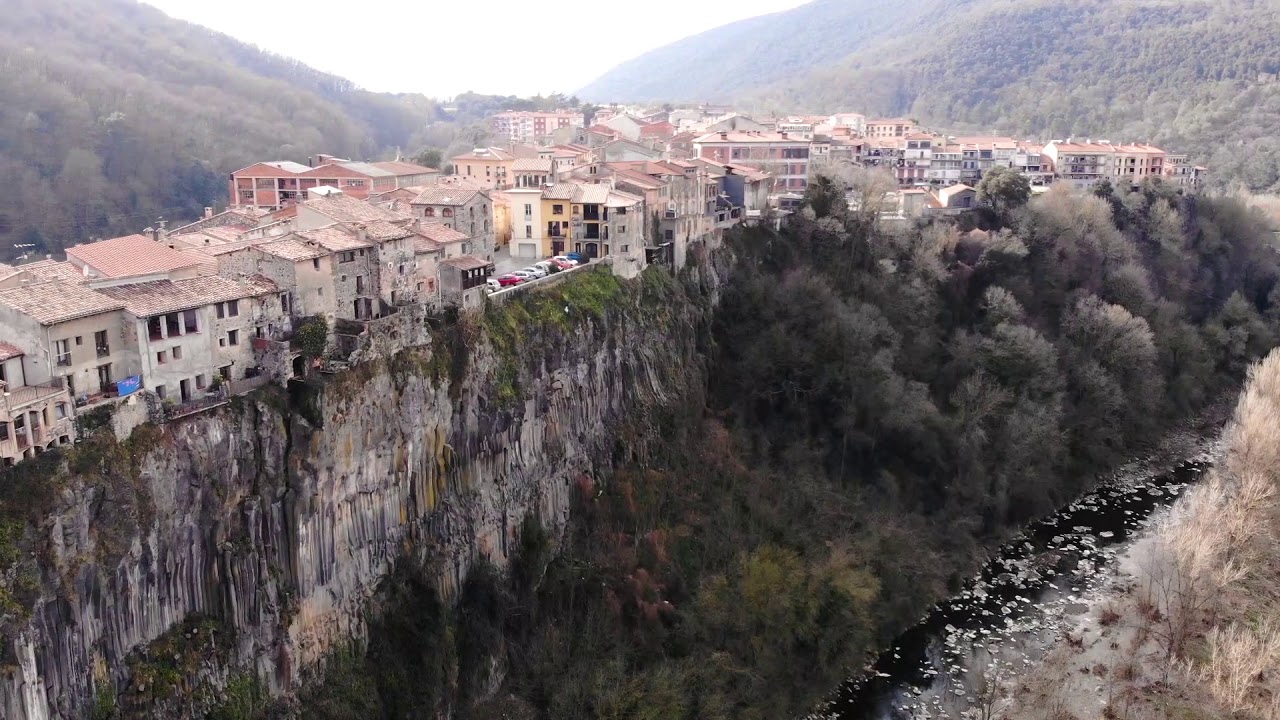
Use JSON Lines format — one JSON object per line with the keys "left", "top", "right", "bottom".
{"left": 96, "top": 345, "right": 110, "bottom": 359}
{"left": 664, "top": 210, "right": 676, "bottom": 219}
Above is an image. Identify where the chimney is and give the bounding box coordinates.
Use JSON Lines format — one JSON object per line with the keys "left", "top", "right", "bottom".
{"left": 780, "top": 131, "right": 788, "bottom": 139}
{"left": 307, "top": 156, "right": 313, "bottom": 168}
{"left": 719, "top": 131, "right": 728, "bottom": 140}
{"left": 204, "top": 207, "right": 214, "bottom": 219}
{"left": 144, "top": 226, "right": 156, "bottom": 242}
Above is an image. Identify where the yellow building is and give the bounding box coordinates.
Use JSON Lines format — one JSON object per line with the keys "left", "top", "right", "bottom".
{"left": 541, "top": 184, "right": 576, "bottom": 257}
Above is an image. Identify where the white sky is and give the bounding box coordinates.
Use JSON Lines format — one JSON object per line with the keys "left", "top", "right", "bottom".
{"left": 142, "top": 0, "right": 811, "bottom": 98}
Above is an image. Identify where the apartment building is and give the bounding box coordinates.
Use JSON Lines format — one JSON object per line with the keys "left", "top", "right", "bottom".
{"left": 506, "top": 186, "right": 546, "bottom": 259}
{"left": 1043, "top": 141, "right": 1119, "bottom": 188}
{"left": 229, "top": 159, "right": 439, "bottom": 210}
{"left": 1109, "top": 144, "right": 1167, "bottom": 188}
{"left": 692, "top": 130, "right": 810, "bottom": 193}
{"left": 1164, "top": 154, "right": 1207, "bottom": 190}
{"left": 865, "top": 118, "right": 918, "bottom": 138}
{"left": 901, "top": 134, "right": 934, "bottom": 186}
{"left": 490, "top": 111, "right": 584, "bottom": 144}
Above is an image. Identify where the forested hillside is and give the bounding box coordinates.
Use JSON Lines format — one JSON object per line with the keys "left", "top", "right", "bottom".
{"left": 0, "top": 0, "right": 442, "bottom": 257}
{"left": 574, "top": 0, "right": 943, "bottom": 105}
{"left": 276, "top": 181, "right": 1280, "bottom": 720}
{"left": 583, "top": 0, "right": 1280, "bottom": 191}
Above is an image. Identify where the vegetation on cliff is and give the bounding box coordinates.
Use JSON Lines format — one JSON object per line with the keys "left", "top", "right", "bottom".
{"left": 275, "top": 177, "right": 1280, "bottom": 720}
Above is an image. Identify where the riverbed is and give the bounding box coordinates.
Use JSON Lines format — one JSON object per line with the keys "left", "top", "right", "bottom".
{"left": 811, "top": 439, "right": 1219, "bottom": 720}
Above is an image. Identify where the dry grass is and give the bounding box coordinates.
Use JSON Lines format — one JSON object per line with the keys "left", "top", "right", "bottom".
{"left": 1007, "top": 350, "right": 1280, "bottom": 719}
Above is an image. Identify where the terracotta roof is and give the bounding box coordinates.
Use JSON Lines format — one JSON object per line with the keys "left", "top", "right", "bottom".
{"left": 294, "top": 225, "right": 371, "bottom": 251}
{"left": 96, "top": 275, "right": 278, "bottom": 317}
{"left": 303, "top": 194, "right": 410, "bottom": 224}
{"left": 415, "top": 223, "right": 469, "bottom": 245}
{"left": 0, "top": 281, "right": 124, "bottom": 324}
{"left": 371, "top": 160, "right": 439, "bottom": 175}
{"left": 257, "top": 239, "right": 327, "bottom": 262}
{"left": 66, "top": 234, "right": 209, "bottom": 279}
{"left": 361, "top": 220, "right": 414, "bottom": 241}
{"left": 605, "top": 190, "right": 642, "bottom": 208}
{"left": 577, "top": 184, "right": 612, "bottom": 205}
{"left": 693, "top": 131, "right": 808, "bottom": 144}
{"left": 441, "top": 255, "right": 493, "bottom": 271}
{"left": 411, "top": 187, "right": 481, "bottom": 206}
{"left": 18, "top": 260, "right": 85, "bottom": 284}
{"left": 0, "top": 341, "right": 24, "bottom": 361}
{"left": 452, "top": 147, "right": 515, "bottom": 162}
{"left": 543, "top": 182, "right": 579, "bottom": 200}
{"left": 512, "top": 158, "right": 554, "bottom": 173}
{"left": 412, "top": 234, "right": 442, "bottom": 254}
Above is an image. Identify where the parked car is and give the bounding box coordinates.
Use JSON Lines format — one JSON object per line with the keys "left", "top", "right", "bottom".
{"left": 521, "top": 266, "right": 548, "bottom": 279}
{"left": 534, "top": 260, "right": 559, "bottom": 274}
{"left": 552, "top": 255, "right": 580, "bottom": 266}
{"left": 485, "top": 278, "right": 502, "bottom": 293}
{"left": 496, "top": 274, "right": 523, "bottom": 287}
{"left": 510, "top": 270, "right": 536, "bottom": 281}
{"left": 550, "top": 258, "right": 576, "bottom": 271}
{"left": 563, "top": 252, "right": 586, "bottom": 263}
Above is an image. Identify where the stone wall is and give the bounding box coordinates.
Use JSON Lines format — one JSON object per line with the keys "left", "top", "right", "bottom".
{"left": 0, "top": 261, "right": 718, "bottom": 719}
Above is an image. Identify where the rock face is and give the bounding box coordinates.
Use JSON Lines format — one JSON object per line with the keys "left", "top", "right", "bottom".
{"left": 0, "top": 264, "right": 716, "bottom": 719}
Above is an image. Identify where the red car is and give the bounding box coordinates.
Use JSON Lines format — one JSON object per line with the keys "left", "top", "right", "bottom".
{"left": 496, "top": 274, "right": 524, "bottom": 287}
{"left": 550, "top": 258, "right": 575, "bottom": 271}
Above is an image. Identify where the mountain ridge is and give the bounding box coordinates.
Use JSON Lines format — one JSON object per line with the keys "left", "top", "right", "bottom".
{"left": 0, "top": 0, "right": 441, "bottom": 257}
{"left": 581, "top": 0, "right": 1280, "bottom": 191}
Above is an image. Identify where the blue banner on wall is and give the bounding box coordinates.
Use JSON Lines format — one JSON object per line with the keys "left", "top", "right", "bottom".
{"left": 116, "top": 375, "right": 141, "bottom": 397}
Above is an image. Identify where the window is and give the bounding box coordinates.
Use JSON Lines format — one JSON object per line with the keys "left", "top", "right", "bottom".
{"left": 196, "top": 374, "right": 206, "bottom": 390}
{"left": 157, "top": 350, "right": 167, "bottom": 364}
{"left": 525, "top": 225, "right": 532, "bottom": 238}
{"left": 172, "top": 346, "right": 183, "bottom": 360}
{"left": 281, "top": 293, "right": 291, "bottom": 312}
{"left": 312, "top": 258, "right": 321, "bottom": 270}
{"left": 219, "top": 366, "right": 232, "bottom": 380}
{"left": 338, "top": 251, "right": 356, "bottom": 263}
{"left": 54, "top": 339, "right": 71, "bottom": 367}
{"left": 183, "top": 310, "right": 198, "bottom": 334}
{"left": 621, "top": 245, "right": 629, "bottom": 252}
{"left": 553, "top": 204, "right": 564, "bottom": 215}
{"left": 344, "top": 179, "right": 366, "bottom": 187}
{"left": 524, "top": 204, "right": 533, "bottom": 216}
{"left": 398, "top": 264, "right": 406, "bottom": 276}
{"left": 227, "top": 330, "right": 239, "bottom": 346}
{"left": 216, "top": 303, "right": 225, "bottom": 319}
{"left": 55, "top": 403, "right": 67, "bottom": 420}
{"left": 424, "top": 208, "right": 435, "bottom": 217}
{"left": 156, "top": 385, "right": 166, "bottom": 400}
{"left": 94, "top": 330, "right": 109, "bottom": 358}
{"left": 227, "top": 300, "right": 239, "bottom": 317}
{"left": 619, "top": 226, "right": 626, "bottom": 234}
{"left": 74, "top": 336, "right": 83, "bottom": 346}
{"left": 442, "top": 208, "right": 454, "bottom": 217}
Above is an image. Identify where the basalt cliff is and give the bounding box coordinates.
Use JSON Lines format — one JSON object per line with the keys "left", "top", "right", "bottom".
{"left": 0, "top": 260, "right": 723, "bottom": 719}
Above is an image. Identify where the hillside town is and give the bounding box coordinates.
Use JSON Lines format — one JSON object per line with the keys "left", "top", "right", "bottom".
{"left": 0, "top": 105, "right": 1205, "bottom": 466}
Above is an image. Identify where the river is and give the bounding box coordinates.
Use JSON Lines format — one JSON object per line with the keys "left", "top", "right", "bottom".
{"left": 810, "top": 442, "right": 1217, "bottom": 720}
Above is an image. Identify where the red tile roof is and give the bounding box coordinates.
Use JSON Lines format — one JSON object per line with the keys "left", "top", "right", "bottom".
{"left": 96, "top": 275, "right": 278, "bottom": 317}
{"left": 0, "top": 341, "right": 24, "bottom": 361}
{"left": 0, "top": 281, "right": 124, "bottom": 324}
{"left": 65, "top": 234, "right": 210, "bottom": 280}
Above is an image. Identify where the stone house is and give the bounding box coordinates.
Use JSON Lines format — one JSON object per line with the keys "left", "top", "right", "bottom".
{"left": 96, "top": 275, "right": 283, "bottom": 399}
{"left": 0, "top": 280, "right": 133, "bottom": 400}
{"left": 0, "top": 342, "right": 76, "bottom": 466}
{"left": 409, "top": 186, "right": 494, "bottom": 256}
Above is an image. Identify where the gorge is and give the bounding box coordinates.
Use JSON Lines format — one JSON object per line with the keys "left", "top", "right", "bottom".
{"left": 2, "top": 178, "right": 1280, "bottom": 720}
